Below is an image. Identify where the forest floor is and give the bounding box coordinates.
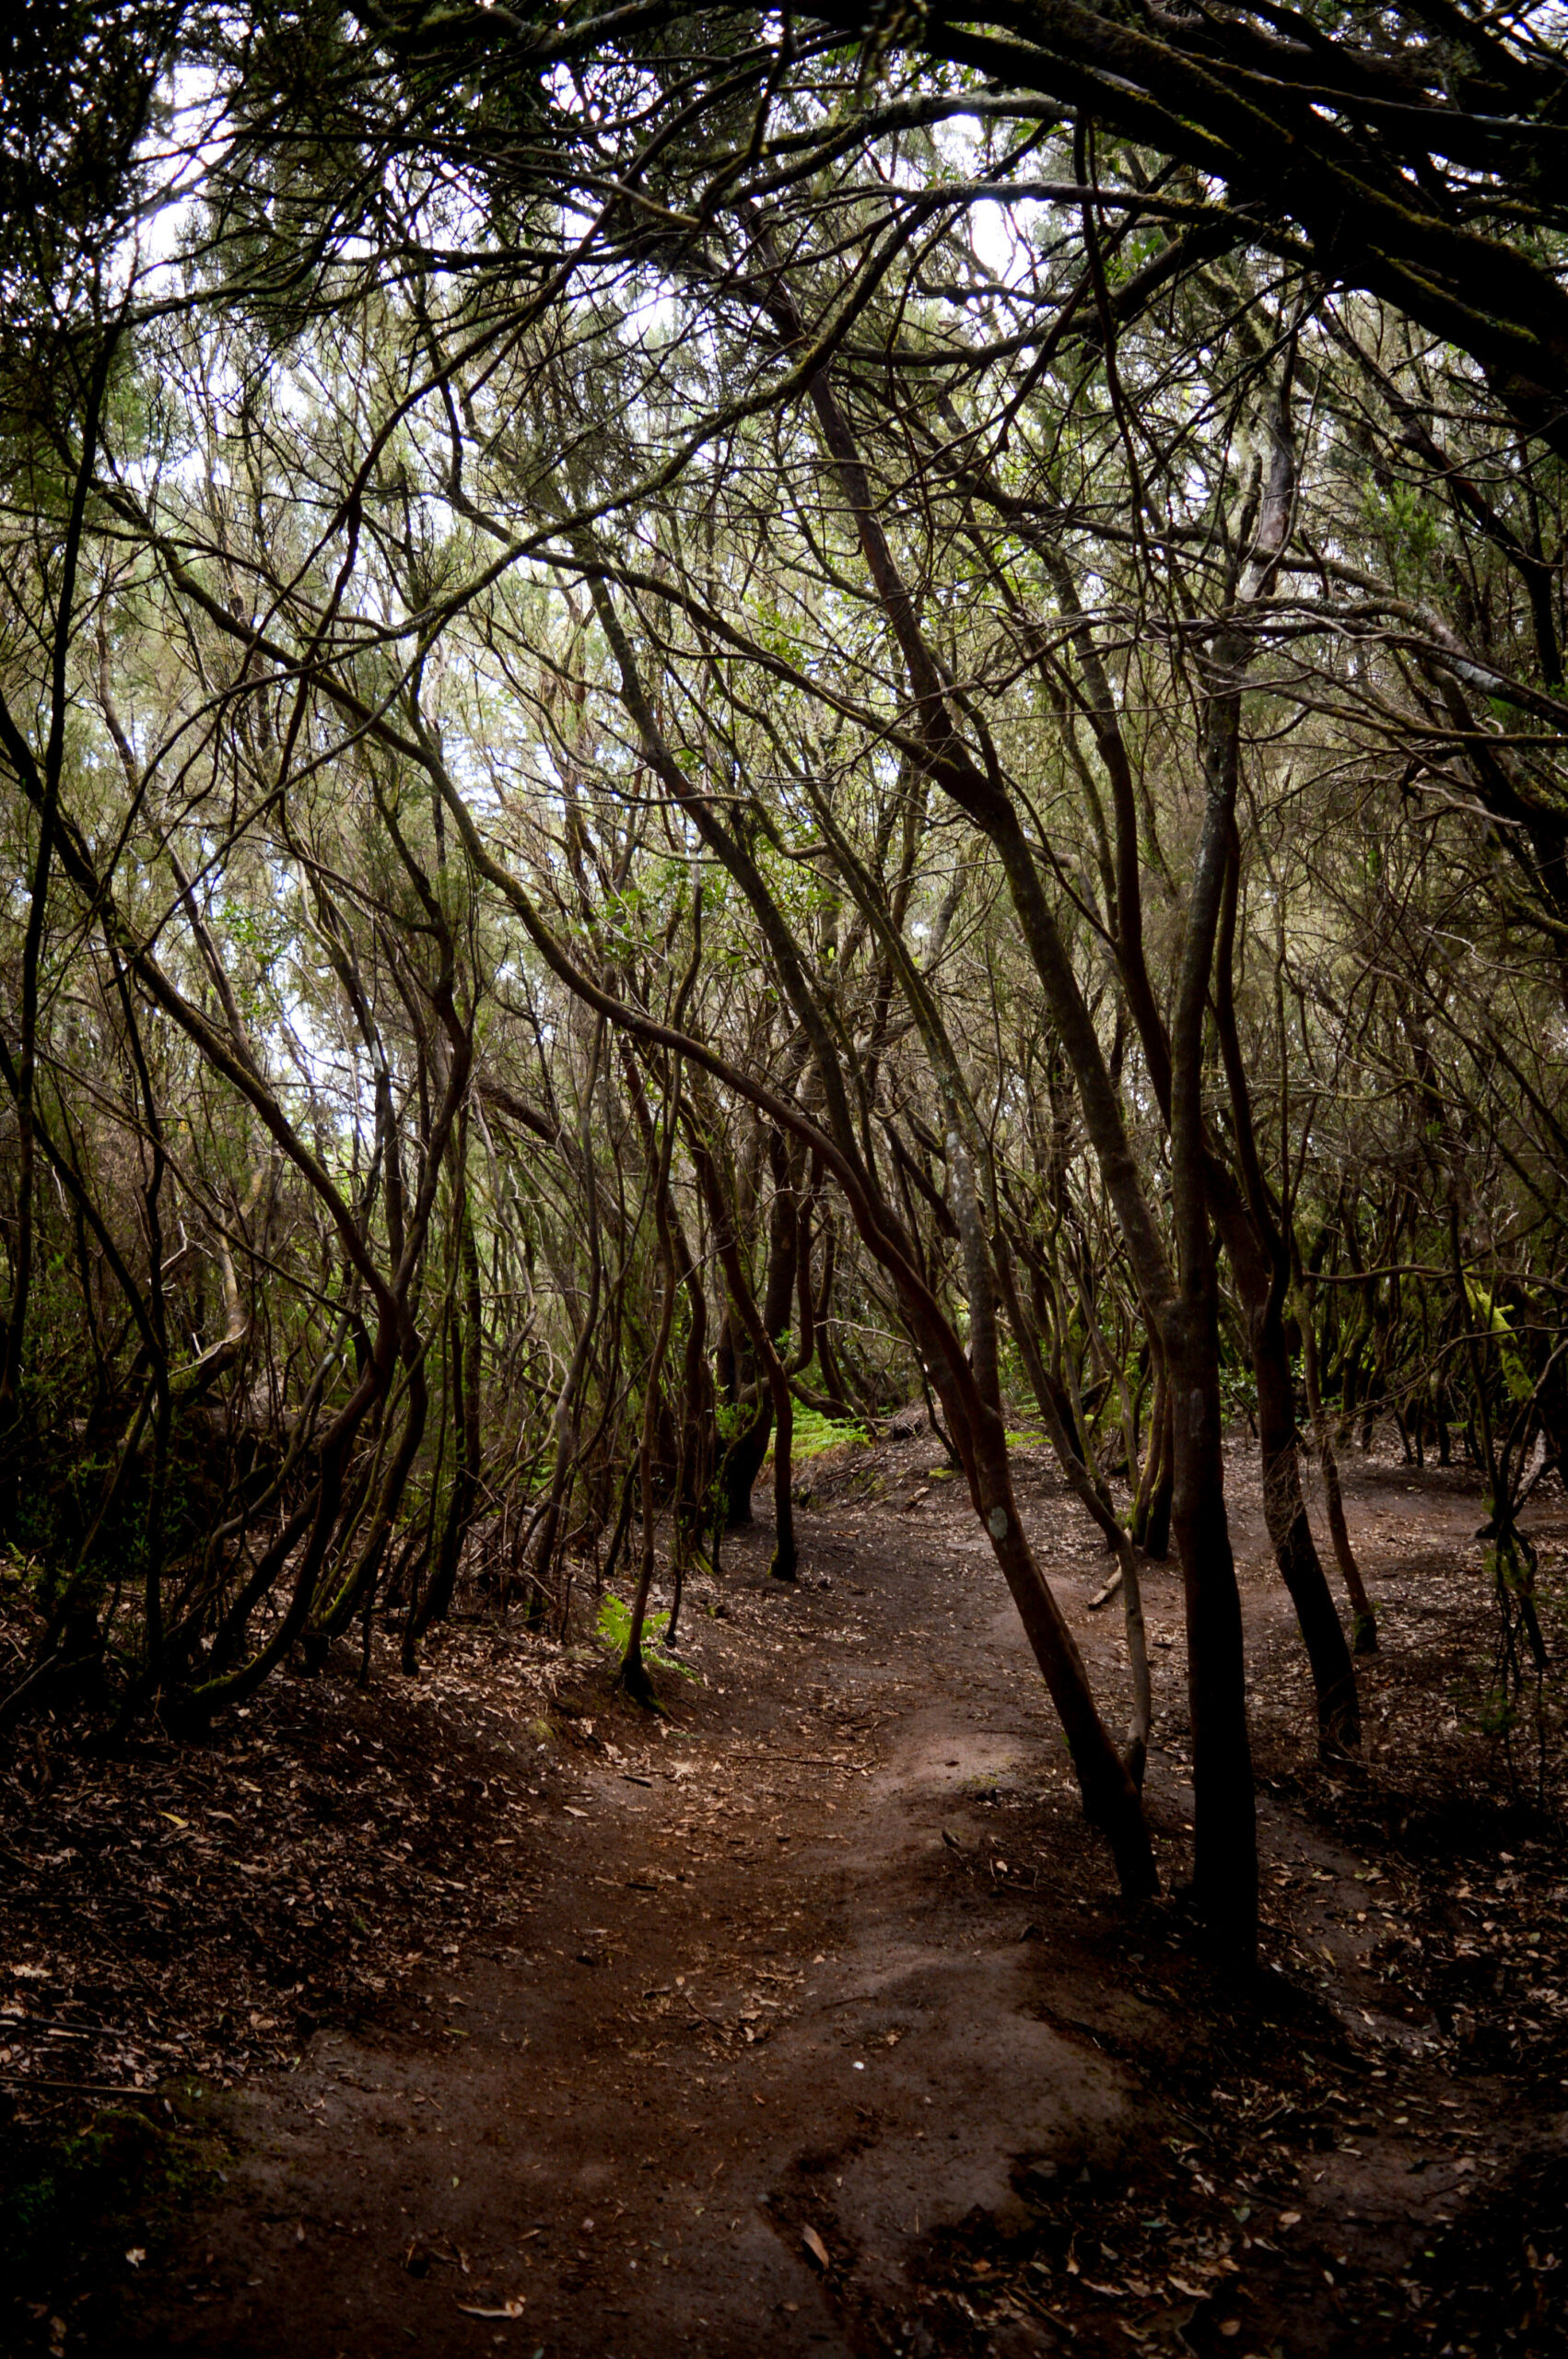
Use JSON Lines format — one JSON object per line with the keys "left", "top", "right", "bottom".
{"left": 3, "top": 1427, "right": 1568, "bottom": 2359}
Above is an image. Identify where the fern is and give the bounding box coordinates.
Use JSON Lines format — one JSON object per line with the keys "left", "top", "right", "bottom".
{"left": 776, "top": 1403, "right": 869, "bottom": 1461}
{"left": 595, "top": 1592, "right": 698, "bottom": 1680}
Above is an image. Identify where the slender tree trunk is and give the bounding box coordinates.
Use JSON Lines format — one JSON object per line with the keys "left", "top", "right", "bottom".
{"left": 1209, "top": 816, "right": 1362, "bottom": 1748}
{"left": 419, "top": 1160, "right": 486, "bottom": 1639}
{"left": 622, "top": 1063, "right": 683, "bottom": 1706}
{"left": 1142, "top": 1387, "right": 1174, "bottom": 1558}
{"left": 1251, "top": 1291, "right": 1363, "bottom": 1741}
{"left": 700, "top": 1155, "right": 798, "bottom": 1581}
{"left": 949, "top": 1136, "right": 1155, "bottom": 1880}
{"left": 1165, "top": 713, "right": 1257, "bottom": 1961}
{"left": 0, "top": 339, "right": 116, "bottom": 1529}
{"left": 721, "top": 1394, "right": 772, "bottom": 1528}
{"left": 523, "top": 1027, "right": 605, "bottom": 1616}
{"left": 1298, "top": 1266, "right": 1376, "bottom": 1651}
{"left": 995, "top": 1238, "right": 1151, "bottom": 1782}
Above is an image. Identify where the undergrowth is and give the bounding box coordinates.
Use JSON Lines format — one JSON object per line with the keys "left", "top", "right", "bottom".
{"left": 772, "top": 1405, "right": 870, "bottom": 1462}
{"left": 595, "top": 1592, "right": 698, "bottom": 1679}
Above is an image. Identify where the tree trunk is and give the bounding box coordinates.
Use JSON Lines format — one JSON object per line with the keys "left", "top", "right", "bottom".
{"left": 1299, "top": 1268, "right": 1376, "bottom": 1652}
{"left": 1251, "top": 1293, "right": 1363, "bottom": 1743}
{"left": 1163, "top": 1288, "right": 1256, "bottom": 1960}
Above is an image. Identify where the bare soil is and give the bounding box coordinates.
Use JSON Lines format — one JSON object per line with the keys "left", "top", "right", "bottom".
{"left": 4, "top": 1430, "right": 1567, "bottom": 2359}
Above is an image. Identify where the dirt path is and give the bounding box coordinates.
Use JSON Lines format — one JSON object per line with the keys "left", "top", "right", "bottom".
{"left": 22, "top": 1435, "right": 1568, "bottom": 2357}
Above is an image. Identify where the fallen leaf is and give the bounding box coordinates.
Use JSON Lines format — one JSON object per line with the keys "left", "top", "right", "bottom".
{"left": 456, "top": 2297, "right": 526, "bottom": 2318}
{"left": 1278, "top": 2210, "right": 1301, "bottom": 2229}
{"left": 802, "top": 2225, "right": 831, "bottom": 2271}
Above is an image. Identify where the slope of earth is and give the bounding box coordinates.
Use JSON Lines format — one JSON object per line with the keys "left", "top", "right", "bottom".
{"left": 4, "top": 1427, "right": 1566, "bottom": 2359}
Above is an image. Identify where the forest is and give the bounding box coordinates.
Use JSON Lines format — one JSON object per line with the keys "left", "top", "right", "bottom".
{"left": 1, "top": 3, "right": 1566, "bottom": 2353}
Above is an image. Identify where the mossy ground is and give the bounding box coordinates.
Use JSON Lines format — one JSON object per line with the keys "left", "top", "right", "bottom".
{"left": 3, "top": 2081, "right": 229, "bottom": 2344}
